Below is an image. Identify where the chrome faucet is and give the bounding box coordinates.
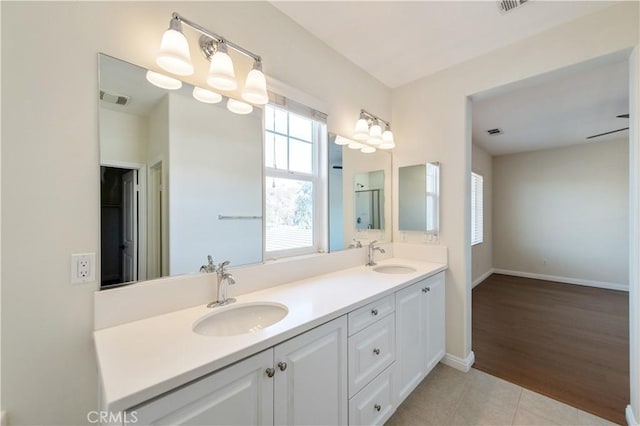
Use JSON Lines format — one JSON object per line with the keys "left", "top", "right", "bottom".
{"left": 366, "top": 241, "right": 386, "bottom": 266}
{"left": 200, "top": 256, "right": 236, "bottom": 308}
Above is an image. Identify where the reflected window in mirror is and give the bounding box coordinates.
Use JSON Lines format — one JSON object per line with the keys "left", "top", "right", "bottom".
{"left": 398, "top": 162, "right": 440, "bottom": 235}
{"left": 264, "top": 102, "right": 327, "bottom": 258}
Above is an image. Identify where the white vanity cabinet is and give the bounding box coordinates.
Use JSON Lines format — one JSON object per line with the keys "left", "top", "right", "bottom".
{"left": 395, "top": 271, "right": 445, "bottom": 403}
{"left": 347, "top": 295, "right": 396, "bottom": 426}
{"left": 130, "top": 316, "right": 348, "bottom": 426}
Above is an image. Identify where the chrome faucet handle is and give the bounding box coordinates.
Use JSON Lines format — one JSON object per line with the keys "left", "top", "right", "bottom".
{"left": 369, "top": 240, "right": 378, "bottom": 246}
{"left": 349, "top": 238, "right": 363, "bottom": 248}
{"left": 200, "top": 255, "right": 216, "bottom": 273}
{"left": 217, "top": 260, "right": 231, "bottom": 273}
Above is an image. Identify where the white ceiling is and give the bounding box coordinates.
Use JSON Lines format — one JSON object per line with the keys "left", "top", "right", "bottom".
{"left": 271, "top": 1, "right": 617, "bottom": 88}
{"left": 472, "top": 57, "right": 629, "bottom": 156}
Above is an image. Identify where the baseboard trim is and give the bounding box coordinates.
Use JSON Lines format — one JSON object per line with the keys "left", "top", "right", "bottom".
{"left": 441, "top": 351, "right": 475, "bottom": 373}
{"left": 627, "top": 405, "right": 638, "bottom": 426}
{"left": 493, "top": 268, "right": 628, "bottom": 292}
{"left": 472, "top": 268, "right": 495, "bottom": 288}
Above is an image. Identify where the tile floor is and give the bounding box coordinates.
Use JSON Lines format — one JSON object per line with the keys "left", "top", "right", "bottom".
{"left": 385, "top": 364, "right": 619, "bottom": 426}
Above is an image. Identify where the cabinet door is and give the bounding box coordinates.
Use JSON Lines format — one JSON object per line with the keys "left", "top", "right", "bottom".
{"left": 274, "top": 316, "right": 348, "bottom": 426}
{"left": 395, "top": 281, "right": 427, "bottom": 403}
{"left": 425, "top": 272, "right": 446, "bottom": 373}
{"left": 132, "top": 349, "right": 274, "bottom": 426}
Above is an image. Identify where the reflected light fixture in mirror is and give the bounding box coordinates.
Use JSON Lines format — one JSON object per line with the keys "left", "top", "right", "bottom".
{"left": 192, "top": 86, "right": 222, "bottom": 104}
{"left": 154, "top": 12, "right": 267, "bottom": 105}
{"left": 145, "top": 70, "right": 182, "bottom": 90}
{"left": 352, "top": 109, "right": 395, "bottom": 150}
{"left": 227, "top": 98, "right": 253, "bottom": 114}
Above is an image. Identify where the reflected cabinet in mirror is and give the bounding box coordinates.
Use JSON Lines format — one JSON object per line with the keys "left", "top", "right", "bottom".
{"left": 398, "top": 162, "right": 440, "bottom": 234}
{"left": 328, "top": 133, "right": 392, "bottom": 251}
{"left": 99, "top": 54, "right": 263, "bottom": 288}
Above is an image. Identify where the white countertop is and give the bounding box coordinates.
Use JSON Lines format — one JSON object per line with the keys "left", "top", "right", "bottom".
{"left": 94, "top": 258, "right": 446, "bottom": 412}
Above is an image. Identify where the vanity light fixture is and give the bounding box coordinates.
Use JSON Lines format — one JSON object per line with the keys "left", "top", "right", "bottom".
{"left": 333, "top": 134, "right": 377, "bottom": 154}
{"left": 352, "top": 110, "right": 395, "bottom": 150}
{"left": 145, "top": 70, "right": 183, "bottom": 90}
{"left": 154, "top": 13, "right": 268, "bottom": 105}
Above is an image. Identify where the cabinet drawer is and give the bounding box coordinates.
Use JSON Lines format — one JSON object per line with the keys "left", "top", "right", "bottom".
{"left": 348, "top": 294, "right": 395, "bottom": 336}
{"left": 348, "top": 313, "right": 395, "bottom": 397}
{"left": 349, "top": 363, "right": 395, "bottom": 426}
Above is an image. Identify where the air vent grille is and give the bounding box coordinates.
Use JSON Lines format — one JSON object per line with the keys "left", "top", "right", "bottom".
{"left": 487, "top": 128, "right": 503, "bottom": 136}
{"left": 497, "top": 0, "right": 528, "bottom": 14}
{"left": 100, "top": 90, "right": 130, "bottom": 106}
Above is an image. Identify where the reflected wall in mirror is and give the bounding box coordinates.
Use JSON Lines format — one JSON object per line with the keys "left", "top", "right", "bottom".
{"left": 99, "top": 54, "right": 263, "bottom": 288}
{"left": 398, "top": 162, "right": 440, "bottom": 233}
{"left": 354, "top": 171, "right": 384, "bottom": 230}
{"left": 328, "top": 133, "right": 392, "bottom": 251}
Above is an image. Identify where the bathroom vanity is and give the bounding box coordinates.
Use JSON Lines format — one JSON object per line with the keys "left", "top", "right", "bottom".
{"left": 94, "top": 258, "right": 446, "bottom": 425}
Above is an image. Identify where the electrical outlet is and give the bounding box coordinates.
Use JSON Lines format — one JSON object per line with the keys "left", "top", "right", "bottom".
{"left": 71, "top": 253, "right": 95, "bottom": 284}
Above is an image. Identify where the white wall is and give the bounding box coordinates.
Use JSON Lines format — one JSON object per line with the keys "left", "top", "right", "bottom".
{"left": 99, "top": 108, "right": 149, "bottom": 165}
{"left": 0, "top": 2, "right": 389, "bottom": 425}
{"left": 493, "top": 139, "right": 629, "bottom": 288}
{"left": 471, "top": 144, "right": 493, "bottom": 287}
{"left": 168, "top": 92, "right": 263, "bottom": 273}
{"left": 392, "top": 2, "right": 638, "bottom": 365}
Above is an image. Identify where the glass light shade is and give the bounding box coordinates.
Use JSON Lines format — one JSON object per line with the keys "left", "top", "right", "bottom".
{"left": 207, "top": 50, "right": 237, "bottom": 91}
{"left": 227, "top": 98, "right": 253, "bottom": 115}
{"left": 353, "top": 118, "right": 369, "bottom": 140}
{"left": 347, "top": 141, "right": 363, "bottom": 150}
{"left": 156, "top": 28, "right": 194, "bottom": 76}
{"left": 334, "top": 135, "right": 352, "bottom": 145}
{"left": 193, "top": 87, "right": 222, "bottom": 104}
{"left": 360, "top": 145, "right": 376, "bottom": 153}
{"left": 382, "top": 129, "right": 394, "bottom": 144}
{"left": 242, "top": 68, "right": 268, "bottom": 105}
{"left": 368, "top": 121, "right": 383, "bottom": 145}
{"left": 145, "top": 70, "right": 182, "bottom": 90}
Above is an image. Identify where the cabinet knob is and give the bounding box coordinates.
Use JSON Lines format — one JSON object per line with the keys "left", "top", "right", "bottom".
{"left": 371, "top": 308, "right": 378, "bottom": 316}
{"left": 374, "top": 404, "right": 381, "bottom": 412}
{"left": 277, "top": 361, "right": 288, "bottom": 371}
{"left": 265, "top": 368, "right": 275, "bottom": 378}
{"left": 373, "top": 348, "right": 381, "bottom": 355}
{"left": 426, "top": 286, "right": 431, "bottom": 292}
{"left": 422, "top": 287, "right": 427, "bottom": 293}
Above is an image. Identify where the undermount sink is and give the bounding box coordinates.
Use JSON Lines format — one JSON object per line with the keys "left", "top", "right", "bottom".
{"left": 193, "top": 302, "right": 289, "bottom": 337}
{"left": 373, "top": 264, "right": 417, "bottom": 274}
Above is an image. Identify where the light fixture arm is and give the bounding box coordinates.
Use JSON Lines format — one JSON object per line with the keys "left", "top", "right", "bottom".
{"left": 171, "top": 12, "right": 262, "bottom": 63}
{"left": 360, "top": 109, "right": 390, "bottom": 128}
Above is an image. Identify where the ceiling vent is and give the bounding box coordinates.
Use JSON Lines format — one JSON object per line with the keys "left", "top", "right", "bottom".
{"left": 486, "top": 128, "right": 503, "bottom": 136}
{"left": 100, "top": 90, "right": 130, "bottom": 106}
{"left": 497, "top": 0, "right": 529, "bottom": 15}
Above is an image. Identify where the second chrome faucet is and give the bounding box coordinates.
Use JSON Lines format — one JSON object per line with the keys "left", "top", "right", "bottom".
{"left": 200, "top": 256, "right": 236, "bottom": 308}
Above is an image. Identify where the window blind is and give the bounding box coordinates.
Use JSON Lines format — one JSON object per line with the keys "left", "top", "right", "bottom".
{"left": 471, "top": 172, "right": 484, "bottom": 245}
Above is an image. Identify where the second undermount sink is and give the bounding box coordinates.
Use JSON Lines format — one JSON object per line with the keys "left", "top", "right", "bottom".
{"left": 193, "top": 302, "right": 289, "bottom": 337}
{"left": 373, "top": 264, "right": 417, "bottom": 274}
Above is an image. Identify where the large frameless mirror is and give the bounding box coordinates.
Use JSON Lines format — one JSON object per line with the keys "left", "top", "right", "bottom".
{"left": 328, "top": 133, "right": 392, "bottom": 251}
{"left": 98, "top": 54, "right": 263, "bottom": 288}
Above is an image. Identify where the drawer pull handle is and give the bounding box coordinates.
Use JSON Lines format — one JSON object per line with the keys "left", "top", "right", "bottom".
{"left": 277, "top": 361, "right": 288, "bottom": 371}
{"left": 265, "top": 368, "right": 275, "bottom": 378}
{"left": 374, "top": 404, "right": 381, "bottom": 412}
{"left": 371, "top": 308, "right": 378, "bottom": 316}
{"left": 373, "top": 348, "right": 381, "bottom": 355}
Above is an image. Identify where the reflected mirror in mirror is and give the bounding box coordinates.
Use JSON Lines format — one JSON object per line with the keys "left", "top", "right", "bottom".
{"left": 354, "top": 171, "right": 384, "bottom": 230}
{"left": 398, "top": 162, "right": 440, "bottom": 233}
{"left": 328, "top": 133, "right": 392, "bottom": 251}
{"left": 99, "top": 54, "right": 263, "bottom": 288}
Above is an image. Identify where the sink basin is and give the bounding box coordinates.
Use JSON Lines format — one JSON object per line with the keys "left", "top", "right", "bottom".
{"left": 373, "top": 264, "right": 417, "bottom": 274}
{"left": 193, "top": 302, "right": 288, "bottom": 337}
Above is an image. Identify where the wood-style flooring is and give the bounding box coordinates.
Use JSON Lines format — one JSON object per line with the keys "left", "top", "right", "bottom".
{"left": 472, "top": 274, "right": 629, "bottom": 425}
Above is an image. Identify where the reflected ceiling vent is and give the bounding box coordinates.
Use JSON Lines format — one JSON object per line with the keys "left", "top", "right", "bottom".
{"left": 497, "top": 0, "right": 529, "bottom": 14}
{"left": 486, "top": 128, "right": 503, "bottom": 136}
{"left": 100, "top": 90, "right": 130, "bottom": 106}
